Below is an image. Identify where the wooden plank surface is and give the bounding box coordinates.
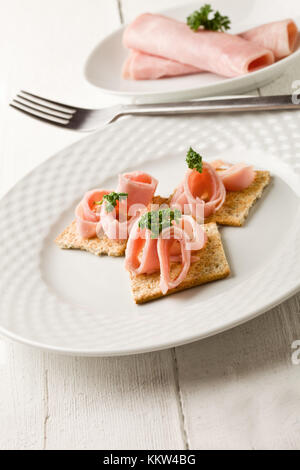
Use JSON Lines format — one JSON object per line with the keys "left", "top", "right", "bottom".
{"left": 0, "top": 342, "right": 45, "bottom": 450}
{"left": 44, "top": 352, "right": 184, "bottom": 450}
{"left": 175, "top": 300, "right": 300, "bottom": 450}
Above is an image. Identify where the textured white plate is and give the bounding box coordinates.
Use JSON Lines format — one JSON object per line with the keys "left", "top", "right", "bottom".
{"left": 0, "top": 111, "right": 300, "bottom": 356}
{"left": 84, "top": 0, "right": 300, "bottom": 102}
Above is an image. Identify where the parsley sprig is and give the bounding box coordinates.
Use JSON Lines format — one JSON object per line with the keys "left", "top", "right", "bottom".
{"left": 187, "top": 4, "right": 231, "bottom": 32}
{"left": 186, "top": 147, "right": 203, "bottom": 173}
{"left": 138, "top": 208, "right": 182, "bottom": 238}
{"left": 95, "top": 192, "right": 128, "bottom": 213}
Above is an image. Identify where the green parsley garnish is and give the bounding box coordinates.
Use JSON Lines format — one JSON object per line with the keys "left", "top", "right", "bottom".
{"left": 186, "top": 147, "right": 203, "bottom": 173}
{"left": 138, "top": 208, "right": 182, "bottom": 238}
{"left": 187, "top": 4, "right": 231, "bottom": 32}
{"left": 95, "top": 192, "right": 128, "bottom": 213}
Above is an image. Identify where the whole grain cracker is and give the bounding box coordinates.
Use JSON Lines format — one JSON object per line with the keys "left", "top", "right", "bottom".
{"left": 55, "top": 220, "right": 127, "bottom": 257}
{"left": 207, "top": 170, "right": 271, "bottom": 227}
{"left": 130, "top": 222, "right": 230, "bottom": 304}
{"left": 55, "top": 195, "right": 169, "bottom": 257}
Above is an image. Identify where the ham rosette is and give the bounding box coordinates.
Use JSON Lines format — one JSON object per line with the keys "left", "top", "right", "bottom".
{"left": 170, "top": 162, "right": 226, "bottom": 220}
{"left": 210, "top": 160, "right": 255, "bottom": 191}
{"left": 117, "top": 171, "right": 158, "bottom": 207}
{"left": 76, "top": 170, "right": 157, "bottom": 240}
{"left": 75, "top": 189, "right": 110, "bottom": 239}
{"left": 157, "top": 225, "right": 191, "bottom": 295}
{"left": 125, "top": 213, "right": 207, "bottom": 294}
{"left": 99, "top": 199, "right": 146, "bottom": 240}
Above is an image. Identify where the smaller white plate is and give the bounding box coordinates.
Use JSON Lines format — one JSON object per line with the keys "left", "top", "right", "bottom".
{"left": 84, "top": 0, "right": 300, "bottom": 102}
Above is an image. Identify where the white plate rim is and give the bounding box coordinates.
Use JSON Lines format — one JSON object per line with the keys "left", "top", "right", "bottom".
{"left": 0, "top": 284, "right": 299, "bottom": 356}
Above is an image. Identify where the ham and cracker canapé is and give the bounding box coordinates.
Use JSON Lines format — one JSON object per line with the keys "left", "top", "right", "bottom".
{"left": 75, "top": 171, "right": 158, "bottom": 240}
{"left": 125, "top": 210, "right": 207, "bottom": 295}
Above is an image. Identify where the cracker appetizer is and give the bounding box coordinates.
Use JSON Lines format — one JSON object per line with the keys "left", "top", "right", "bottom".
{"left": 125, "top": 208, "right": 230, "bottom": 304}
{"left": 170, "top": 148, "right": 270, "bottom": 226}
{"left": 55, "top": 148, "right": 271, "bottom": 304}
{"left": 56, "top": 171, "right": 158, "bottom": 257}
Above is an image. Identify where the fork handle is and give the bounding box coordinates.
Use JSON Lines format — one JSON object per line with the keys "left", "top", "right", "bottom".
{"left": 121, "top": 95, "right": 300, "bottom": 116}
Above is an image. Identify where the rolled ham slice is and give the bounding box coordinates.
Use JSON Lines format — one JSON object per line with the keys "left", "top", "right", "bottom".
{"left": 122, "top": 50, "right": 201, "bottom": 80}
{"left": 99, "top": 199, "right": 146, "bottom": 240}
{"left": 210, "top": 160, "right": 255, "bottom": 191}
{"left": 99, "top": 196, "right": 129, "bottom": 240}
{"left": 125, "top": 222, "right": 160, "bottom": 275}
{"left": 117, "top": 171, "right": 158, "bottom": 207}
{"left": 75, "top": 189, "right": 110, "bottom": 239}
{"left": 123, "top": 13, "right": 274, "bottom": 78}
{"left": 170, "top": 163, "right": 226, "bottom": 219}
{"left": 157, "top": 225, "right": 191, "bottom": 295}
{"left": 125, "top": 214, "right": 207, "bottom": 294}
{"left": 240, "top": 19, "right": 298, "bottom": 60}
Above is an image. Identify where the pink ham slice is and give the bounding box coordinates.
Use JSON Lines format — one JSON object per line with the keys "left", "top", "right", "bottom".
{"left": 170, "top": 163, "right": 226, "bottom": 220}
{"left": 75, "top": 189, "right": 111, "bottom": 239}
{"left": 117, "top": 171, "right": 158, "bottom": 207}
{"left": 125, "top": 215, "right": 207, "bottom": 294}
{"left": 240, "top": 19, "right": 298, "bottom": 60}
{"left": 122, "top": 50, "right": 201, "bottom": 80}
{"left": 157, "top": 225, "right": 191, "bottom": 295}
{"left": 99, "top": 196, "right": 129, "bottom": 240}
{"left": 99, "top": 199, "right": 146, "bottom": 240}
{"left": 125, "top": 223, "right": 160, "bottom": 275}
{"left": 123, "top": 13, "right": 274, "bottom": 78}
{"left": 210, "top": 160, "right": 255, "bottom": 191}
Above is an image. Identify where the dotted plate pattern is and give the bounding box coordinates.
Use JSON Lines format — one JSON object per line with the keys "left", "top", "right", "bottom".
{"left": 0, "top": 112, "right": 300, "bottom": 355}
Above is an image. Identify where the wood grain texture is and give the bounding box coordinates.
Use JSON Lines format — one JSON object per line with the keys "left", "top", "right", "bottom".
{"left": 44, "top": 351, "right": 185, "bottom": 450}
{"left": 175, "top": 297, "right": 300, "bottom": 450}
{"left": 0, "top": 340, "right": 45, "bottom": 450}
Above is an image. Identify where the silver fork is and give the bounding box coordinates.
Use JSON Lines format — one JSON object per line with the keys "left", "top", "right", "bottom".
{"left": 10, "top": 91, "right": 300, "bottom": 132}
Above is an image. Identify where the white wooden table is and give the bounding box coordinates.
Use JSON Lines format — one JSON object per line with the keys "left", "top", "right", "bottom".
{"left": 1, "top": 0, "right": 300, "bottom": 450}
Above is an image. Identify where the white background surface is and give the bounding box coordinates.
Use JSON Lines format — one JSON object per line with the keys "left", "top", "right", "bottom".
{"left": 0, "top": 0, "right": 300, "bottom": 450}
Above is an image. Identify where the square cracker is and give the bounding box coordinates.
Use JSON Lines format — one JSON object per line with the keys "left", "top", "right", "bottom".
{"left": 55, "top": 195, "right": 168, "bottom": 258}
{"left": 130, "top": 222, "right": 230, "bottom": 304}
{"left": 55, "top": 220, "right": 127, "bottom": 257}
{"left": 206, "top": 170, "right": 271, "bottom": 227}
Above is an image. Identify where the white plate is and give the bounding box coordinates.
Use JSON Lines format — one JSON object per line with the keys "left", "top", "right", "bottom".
{"left": 84, "top": 0, "right": 300, "bottom": 102}
{"left": 0, "top": 111, "right": 300, "bottom": 356}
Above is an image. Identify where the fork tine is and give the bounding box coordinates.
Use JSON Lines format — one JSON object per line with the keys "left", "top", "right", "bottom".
{"left": 9, "top": 103, "right": 69, "bottom": 128}
{"left": 20, "top": 90, "right": 76, "bottom": 112}
{"left": 17, "top": 94, "right": 74, "bottom": 117}
{"left": 12, "top": 99, "right": 71, "bottom": 121}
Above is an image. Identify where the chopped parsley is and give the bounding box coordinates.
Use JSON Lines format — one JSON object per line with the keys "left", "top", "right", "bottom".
{"left": 138, "top": 208, "right": 182, "bottom": 238}
{"left": 95, "top": 192, "right": 128, "bottom": 213}
{"left": 186, "top": 147, "right": 203, "bottom": 173}
{"left": 187, "top": 4, "right": 231, "bottom": 32}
